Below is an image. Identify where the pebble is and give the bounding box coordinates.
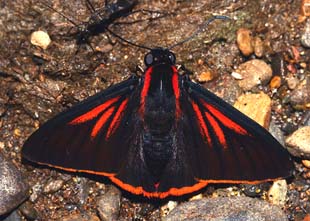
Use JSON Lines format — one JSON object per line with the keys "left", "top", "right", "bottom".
{"left": 234, "top": 59, "right": 273, "bottom": 91}
{"left": 30, "top": 31, "right": 51, "bottom": 50}
{"left": 287, "top": 76, "right": 299, "bottom": 90}
{"left": 19, "top": 201, "right": 38, "bottom": 220}
{"left": 233, "top": 92, "right": 271, "bottom": 128}
{"left": 198, "top": 70, "right": 214, "bottom": 83}
{"left": 237, "top": 28, "right": 254, "bottom": 56}
{"left": 302, "top": 159, "right": 310, "bottom": 168}
{"left": 96, "top": 186, "right": 121, "bottom": 221}
{"left": 161, "top": 201, "right": 178, "bottom": 217}
{"left": 253, "top": 36, "right": 264, "bottom": 57}
{"left": 162, "top": 196, "right": 288, "bottom": 221}
{"left": 0, "top": 152, "right": 29, "bottom": 215}
{"left": 269, "top": 120, "right": 286, "bottom": 146}
{"left": 267, "top": 180, "right": 288, "bottom": 207}
{"left": 301, "top": 20, "right": 310, "bottom": 48}
{"left": 285, "top": 126, "right": 310, "bottom": 158}
{"left": 43, "top": 179, "right": 64, "bottom": 194}
{"left": 205, "top": 74, "right": 243, "bottom": 105}
{"left": 270, "top": 76, "right": 282, "bottom": 89}
{"left": 241, "top": 183, "right": 265, "bottom": 197}
{"left": 289, "top": 79, "right": 310, "bottom": 110}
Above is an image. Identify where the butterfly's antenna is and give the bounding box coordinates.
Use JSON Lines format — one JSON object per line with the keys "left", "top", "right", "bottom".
{"left": 168, "top": 15, "right": 230, "bottom": 50}
{"left": 105, "top": 27, "right": 152, "bottom": 50}
{"left": 39, "top": 0, "right": 81, "bottom": 27}
{"left": 85, "top": 0, "right": 96, "bottom": 13}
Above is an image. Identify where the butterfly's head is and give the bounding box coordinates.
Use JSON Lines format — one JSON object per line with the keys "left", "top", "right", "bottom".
{"left": 144, "top": 48, "right": 176, "bottom": 67}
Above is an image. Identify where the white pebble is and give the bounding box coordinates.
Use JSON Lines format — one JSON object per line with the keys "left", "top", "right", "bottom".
{"left": 30, "top": 31, "right": 51, "bottom": 49}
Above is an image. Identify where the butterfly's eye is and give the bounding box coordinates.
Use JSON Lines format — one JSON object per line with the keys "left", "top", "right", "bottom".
{"left": 168, "top": 52, "right": 176, "bottom": 64}
{"left": 144, "top": 53, "right": 154, "bottom": 66}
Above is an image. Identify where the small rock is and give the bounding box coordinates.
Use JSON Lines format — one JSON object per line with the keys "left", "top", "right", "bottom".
{"left": 271, "top": 53, "right": 286, "bottom": 77}
{"left": 189, "top": 193, "right": 203, "bottom": 201}
{"left": 163, "top": 196, "right": 288, "bottom": 221}
{"left": 237, "top": 28, "right": 254, "bottom": 56}
{"left": 43, "top": 179, "right": 64, "bottom": 194}
{"left": 59, "top": 213, "right": 100, "bottom": 221}
{"left": 30, "top": 31, "right": 51, "bottom": 50}
{"left": 198, "top": 70, "right": 214, "bottom": 83}
{"left": 269, "top": 120, "right": 286, "bottom": 146}
{"left": 301, "top": 20, "right": 310, "bottom": 48}
{"left": 0, "top": 152, "right": 29, "bottom": 215}
{"left": 287, "top": 76, "right": 299, "bottom": 90}
{"left": 205, "top": 74, "right": 242, "bottom": 105}
{"left": 95, "top": 43, "right": 113, "bottom": 53}
{"left": 270, "top": 76, "right": 282, "bottom": 89}
{"left": 161, "top": 201, "right": 178, "bottom": 217}
{"left": 241, "top": 183, "right": 266, "bottom": 197}
{"left": 289, "top": 79, "right": 310, "bottom": 110}
{"left": 300, "top": 0, "right": 310, "bottom": 17}
{"left": 96, "top": 186, "right": 121, "bottom": 221}
{"left": 286, "top": 126, "right": 310, "bottom": 158}
{"left": 19, "top": 201, "right": 38, "bottom": 220}
{"left": 253, "top": 36, "right": 264, "bottom": 57}
{"left": 267, "top": 180, "right": 288, "bottom": 207}
{"left": 233, "top": 92, "right": 271, "bottom": 128}
{"left": 234, "top": 59, "right": 273, "bottom": 91}
{"left": 302, "top": 159, "right": 310, "bottom": 168}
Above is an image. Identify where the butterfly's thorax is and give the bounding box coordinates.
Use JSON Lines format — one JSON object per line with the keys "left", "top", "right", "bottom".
{"left": 141, "top": 64, "right": 177, "bottom": 179}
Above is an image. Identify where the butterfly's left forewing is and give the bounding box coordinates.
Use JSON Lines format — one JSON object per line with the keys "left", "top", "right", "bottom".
{"left": 22, "top": 76, "right": 142, "bottom": 175}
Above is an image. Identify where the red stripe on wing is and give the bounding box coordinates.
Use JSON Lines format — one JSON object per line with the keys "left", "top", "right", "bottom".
{"left": 106, "top": 99, "right": 129, "bottom": 139}
{"left": 139, "top": 67, "right": 153, "bottom": 116}
{"left": 205, "top": 112, "right": 227, "bottom": 148}
{"left": 201, "top": 99, "right": 249, "bottom": 135}
{"left": 172, "top": 66, "right": 181, "bottom": 118}
{"left": 191, "top": 101, "right": 212, "bottom": 145}
{"left": 69, "top": 97, "right": 119, "bottom": 124}
{"left": 91, "top": 107, "right": 115, "bottom": 138}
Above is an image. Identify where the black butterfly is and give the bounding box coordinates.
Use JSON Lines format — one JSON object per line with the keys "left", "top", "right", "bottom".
{"left": 22, "top": 46, "right": 293, "bottom": 198}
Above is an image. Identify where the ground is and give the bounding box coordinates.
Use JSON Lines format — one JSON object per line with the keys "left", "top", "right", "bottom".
{"left": 0, "top": 0, "right": 309, "bottom": 220}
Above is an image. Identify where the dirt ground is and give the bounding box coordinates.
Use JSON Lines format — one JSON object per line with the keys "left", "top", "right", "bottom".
{"left": 0, "top": 0, "right": 309, "bottom": 220}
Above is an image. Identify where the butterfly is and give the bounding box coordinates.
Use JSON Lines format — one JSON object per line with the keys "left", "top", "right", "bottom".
{"left": 22, "top": 47, "right": 294, "bottom": 199}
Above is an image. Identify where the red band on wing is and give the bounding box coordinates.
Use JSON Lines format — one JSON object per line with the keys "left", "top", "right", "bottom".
{"left": 110, "top": 175, "right": 208, "bottom": 199}
{"left": 201, "top": 100, "right": 248, "bottom": 135}
{"left": 172, "top": 66, "right": 181, "bottom": 118}
{"left": 191, "top": 101, "right": 212, "bottom": 145}
{"left": 106, "top": 99, "right": 128, "bottom": 139}
{"left": 38, "top": 162, "right": 283, "bottom": 199}
{"left": 69, "top": 97, "right": 119, "bottom": 124}
{"left": 91, "top": 107, "right": 115, "bottom": 138}
{"left": 205, "top": 112, "right": 227, "bottom": 148}
{"left": 139, "top": 67, "right": 153, "bottom": 116}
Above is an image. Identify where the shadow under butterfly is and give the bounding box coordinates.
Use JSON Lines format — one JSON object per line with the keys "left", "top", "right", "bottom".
{"left": 22, "top": 16, "right": 294, "bottom": 199}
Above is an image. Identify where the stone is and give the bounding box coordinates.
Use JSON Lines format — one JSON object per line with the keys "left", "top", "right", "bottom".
{"left": 267, "top": 180, "right": 288, "bottom": 207}
{"left": 96, "top": 186, "right": 121, "bottom": 221}
{"left": 233, "top": 92, "right": 272, "bottom": 128}
{"left": 0, "top": 152, "right": 29, "bottom": 215}
{"left": 286, "top": 126, "right": 310, "bottom": 158}
{"left": 30, "top": 31, "right": 51, "bottom": 50}
{"left": 234, "top": 59, "right": 273, "bottom": 91}
{"left": 163, "top": 196, "right": 288, "bottom": 221}
{"left": 237, "top": 28, "right": 254, "bottom": 56}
